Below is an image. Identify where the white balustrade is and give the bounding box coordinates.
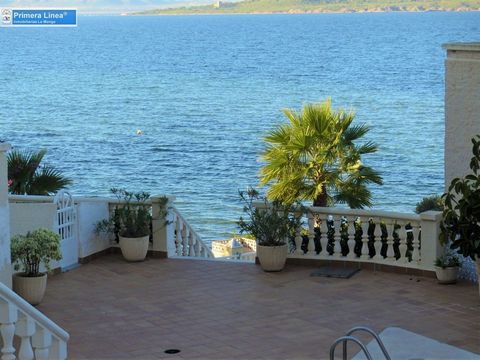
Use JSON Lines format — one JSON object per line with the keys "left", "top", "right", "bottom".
{"left": 360, "top": 220, "right": 370, "bottom": 260}
{"left": 385, "top": 221, "right": 396, "bottom": 262}
{"left": 294, "top": 226, "right": 302, "bottom": 255}
{"left": 0, "top": 283, "right": 69, "bottom": 360}
{"left": 307, "top": 213, "right": 316, "bottom": 255}
{"left": 373, "top": 219, "right": 383, "bottom": 260}
{"left": 319, "top": 218, "right": 329, "bottom": 257}
{"left": 346, "top": 217, "right": 356, "bottom": 260}
{"left": 170, "top": 208, "right": 214, "bottom": 259}
{"left": 253, "top": 202, "right": 441, "bottom": 272}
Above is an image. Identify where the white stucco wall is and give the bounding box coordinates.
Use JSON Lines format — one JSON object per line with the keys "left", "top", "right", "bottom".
{"left": 0, "top": 143, "right": 12, "bottom": 287}
{"left": 9, "top": 203, "right": 57, "bottom": 237}
{"left": 76, "top": 200, "right": 111, "bottom": 258}
{"left": 444, "top": 43, "right": 480, "bottom": 189}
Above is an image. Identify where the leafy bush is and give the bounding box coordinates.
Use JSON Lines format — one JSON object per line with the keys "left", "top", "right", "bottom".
{"left": 238, "top": 188, "right": 303, "bottom": 247}
{"left": 415, "top": 194, "right": 443, "bottom": 214}
{"left": 11, "top": 229, "right": 62, "bottom": 277}
{"left": 442, "top": 135, "right": 480, "bottom": 261}
{"left": 96, "top": 188, "right": 153, "bottom": 239}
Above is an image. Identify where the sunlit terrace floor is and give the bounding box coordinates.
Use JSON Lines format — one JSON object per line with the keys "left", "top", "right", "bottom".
{"left": 38, "top": 254, "right": 480, "bottom": 359}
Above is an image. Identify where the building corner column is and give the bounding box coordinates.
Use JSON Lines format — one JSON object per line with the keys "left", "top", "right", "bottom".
{"left": 443, "top": 43, "right": 480, "bottom": 189}
{"left": 0, "top": 143, "right": 12, "bottom": 287}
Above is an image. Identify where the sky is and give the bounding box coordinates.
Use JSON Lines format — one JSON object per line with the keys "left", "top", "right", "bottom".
{"left": 0, "top": 0, "right": 207, "bottom": 12}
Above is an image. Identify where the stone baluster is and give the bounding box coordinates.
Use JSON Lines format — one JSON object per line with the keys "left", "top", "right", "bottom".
{"left": 194, "top": 236, "right": 201, "bottom": 257}
{"left": 188, "top": 231, "right": 195, "bottom": 257}
{"left": 50, "top": 338, "right": 67, "bottom": 360}
{"left": 346, "top": 217, "right": 356, "bottom": 259}
{"left": 307, "top": 213, "right": 315, "bottom": 255}
{"left": 319, "top": 217, "right": 329, "bottom": 257}
{"left": 385, "top": 221, "right": 396, "bottom": 262}
{"left": 294, "top": 224, "right": 302, "bottom": 255}
{"left": 373, "top": 219, "right": 383, "bottom": 260}
{"left": 360, "top": 219, "right": 370, "bottom": 260}
{"left": 0, "top": 300, "right": 17, "bottom": 360}
{"left": 411, "top": 223, "right": 421, "bottom": 264}
{"left": 333, "top": 216, "right": 342, "bottom": 258}
{"left": 181, "top": 225, "right": 188, "bottom": 256}
{"left": 15, "top": 313, "right": 35, "bottom": 360}
{"left": 398, "top": 222, "right": 408, "bottom": 263}
{"left": 175, "top": 216, "right": 183, "bottom": 256}
{"left": 32, "top": 326, "right": 52, "bottom": 360}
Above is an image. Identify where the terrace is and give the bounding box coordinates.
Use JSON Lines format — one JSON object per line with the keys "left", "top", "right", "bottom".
{"left": 37, "top": 253, "right": 480, "bottom": 359}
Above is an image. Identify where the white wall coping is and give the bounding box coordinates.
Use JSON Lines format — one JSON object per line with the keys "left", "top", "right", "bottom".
{"left": 442, "top": 43, "right": 480, "bottom": 52}
{"left": 0, "top": 143, "right": 11, "bottom": 152}
{"left": 8, "top": 194, "right": 175, "bottom": 205}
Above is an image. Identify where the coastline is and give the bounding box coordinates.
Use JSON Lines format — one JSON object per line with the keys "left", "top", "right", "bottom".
{"left": 132, "top": 7, "right": 480, "bottom": 16}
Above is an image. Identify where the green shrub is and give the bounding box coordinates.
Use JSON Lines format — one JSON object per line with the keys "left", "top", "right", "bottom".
{"left": 11, "top": 229, "right": 62, "bottom": 277}
{"left": 415, "top": 194, "right": 443, "bottom": 214}
{"left": 238, "top": 188, "right": 303, "bottom": 247}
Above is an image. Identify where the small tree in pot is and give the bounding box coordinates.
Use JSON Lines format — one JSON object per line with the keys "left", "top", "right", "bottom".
{"left": 96, "top": 188, "right": 169, "bottom": 262}
{"left": 96, "top": 188, "right": 152, "bottom": 262}
{"left": 11, "top": 228, "right": 62, "bottom": 305}
{"left": 238, "top": 188, "right": 303, "bottom": 271}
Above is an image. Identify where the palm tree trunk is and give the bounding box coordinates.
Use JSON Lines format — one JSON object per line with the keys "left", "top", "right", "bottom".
{"left": 313, "top": 190, "right": 328, "bottom": 207}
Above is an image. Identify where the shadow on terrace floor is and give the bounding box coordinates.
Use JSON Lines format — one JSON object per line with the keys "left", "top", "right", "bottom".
{"left": 37, "top": 254, "right": 480, "bottom": 359}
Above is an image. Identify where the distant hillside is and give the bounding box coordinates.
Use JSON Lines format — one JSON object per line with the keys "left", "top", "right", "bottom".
{"left": 136, "top": 0, "right": 480, "bottom": 14}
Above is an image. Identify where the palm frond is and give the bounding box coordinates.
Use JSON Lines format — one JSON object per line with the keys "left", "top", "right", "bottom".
{"left": 8, "top": 149, "right": 71, "bottom": 195}
{"left": 28, "top": 166, "right": 72, "bottom": 195}
{"left": 260, "top": 99, "right": 382, "bottom": 207}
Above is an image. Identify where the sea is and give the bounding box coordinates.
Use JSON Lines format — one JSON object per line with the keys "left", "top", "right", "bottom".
{"left": 1, "top": 12, "right": 479, "bottom": 243}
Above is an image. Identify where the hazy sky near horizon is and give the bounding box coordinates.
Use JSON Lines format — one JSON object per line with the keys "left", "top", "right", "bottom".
{"left": 0, "top": 0, "right": 205, "bottom": 11}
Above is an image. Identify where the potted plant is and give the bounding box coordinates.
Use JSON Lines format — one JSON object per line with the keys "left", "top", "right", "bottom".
{"left": 96, "top": 188, "right": 153, "bottom": 262}
{"left": 434, "top": 248, "right": 460, "bottom": 284}
{"left": 442, "top": 135, "right": 480, "bottom": 294}
{"left": 238, "top": 188, "right": 302, "bottom": 272}
{"left": 11, "top": 228, "right": 62, "bottom": 305}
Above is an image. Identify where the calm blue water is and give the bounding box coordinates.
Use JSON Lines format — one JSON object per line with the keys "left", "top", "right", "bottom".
{"left": 1, "top": 12, "right": 479, "bottom": 242}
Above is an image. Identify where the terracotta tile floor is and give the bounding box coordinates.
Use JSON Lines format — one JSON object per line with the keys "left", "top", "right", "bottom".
{"left": 37, "top": 254, "right": 480, "bottom": 359}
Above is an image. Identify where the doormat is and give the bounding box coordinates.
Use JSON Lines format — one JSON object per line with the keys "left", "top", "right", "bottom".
{"left": 310, "top": 266, "right": 360, "bottom": 279}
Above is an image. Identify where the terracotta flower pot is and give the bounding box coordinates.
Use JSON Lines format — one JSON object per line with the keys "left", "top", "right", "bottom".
{"left": 13, "top": 273, "right": 47, "bottom": 305}
{"left": 256, "top": 244, "right": 288, "bottom": 272}
{"left": 434, "top": 266, "right": 459, "bottom": 284}
{"left": 119, "top": 235, "right": 149, "bottom": 262}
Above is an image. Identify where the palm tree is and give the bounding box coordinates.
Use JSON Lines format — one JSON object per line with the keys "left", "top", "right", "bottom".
{"left": 260, "top": 99, "right": 383, "bottom": 208}
{"left": 8, "top": 149, "right": 72, "bottom": 195}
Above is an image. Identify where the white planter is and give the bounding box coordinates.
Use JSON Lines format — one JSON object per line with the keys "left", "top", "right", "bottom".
{"left": 435, "top": 266, "right": 459, "bottom": 284}
{"left": 257, "top": 244, "right": 288, "bottom": 272}
{"left": 13, "top": 273, "right": 47, "bottom": 305}
{"left": 119, "top": 235, "right": 149, "bottom": 262}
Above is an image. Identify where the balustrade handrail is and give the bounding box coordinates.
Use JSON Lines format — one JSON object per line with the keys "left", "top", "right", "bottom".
{"left": 171, "top": 206, "right": 214, "bottom": 258}
{"left": 253, "top": 201, "right": 425, "bottom": 222}
{"left": 0, "top": 281, "right": 69, "bottom": 342}
{"left": 8, "top": 194, "right": 54, "bottom": 203}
